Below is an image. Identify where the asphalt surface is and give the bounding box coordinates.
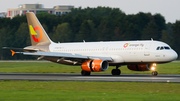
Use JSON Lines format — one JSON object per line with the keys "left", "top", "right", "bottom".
{"left": 0, "top": 73, "right": 179, "bottom": 83}
{"left": 0, "top": 61, "right": 179, "bottom": 62}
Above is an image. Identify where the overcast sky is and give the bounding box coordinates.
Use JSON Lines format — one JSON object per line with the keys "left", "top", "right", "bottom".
{"left": 0, "top": 0, "right": 179, "bottom": 23}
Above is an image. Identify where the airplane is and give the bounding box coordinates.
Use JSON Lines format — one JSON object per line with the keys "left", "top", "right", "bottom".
{"left": 4, "top": 12, "right": 178, "bottom": 76}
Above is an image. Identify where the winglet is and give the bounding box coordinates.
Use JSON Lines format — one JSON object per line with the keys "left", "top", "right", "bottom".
{"left": 10, "top": 50, "right": 16, "bottom": 56}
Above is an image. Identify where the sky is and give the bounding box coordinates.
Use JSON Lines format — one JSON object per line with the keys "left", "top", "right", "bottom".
{"left": 0, "top": 0, "right": 180, "bottom": 23}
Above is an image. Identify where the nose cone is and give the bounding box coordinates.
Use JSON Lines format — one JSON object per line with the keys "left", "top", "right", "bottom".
{"left": 170, "top": 50, "right": 178, "bottom": 61}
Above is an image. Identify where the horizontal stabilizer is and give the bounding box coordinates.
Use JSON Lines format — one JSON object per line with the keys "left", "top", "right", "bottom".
{"left": 10, "top": 50, "right": 23, "bottom": 56}
{"left": 10, "top": 50, "right": 16, "bottom": 56}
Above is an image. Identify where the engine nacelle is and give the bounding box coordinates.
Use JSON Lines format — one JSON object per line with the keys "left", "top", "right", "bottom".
{"left": 127, "top": 65, "right": 150, "bottom": 71}
{"left": 81, "top": 60, "right": 109, "bottom": 72}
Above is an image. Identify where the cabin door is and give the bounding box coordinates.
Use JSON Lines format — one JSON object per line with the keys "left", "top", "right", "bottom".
{"left": 144, "top": 43, "right": 151, "bottom": 56}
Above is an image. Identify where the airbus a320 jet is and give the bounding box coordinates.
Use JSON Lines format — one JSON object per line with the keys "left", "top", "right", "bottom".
{"left": 4, "top": 12, "right": 178, "bottom": 76}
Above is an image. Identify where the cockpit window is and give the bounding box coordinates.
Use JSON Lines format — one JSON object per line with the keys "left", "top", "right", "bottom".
{"left": 164, "top": 46, "right": 170, "bottom": 50}
{"left": 156, "top": 47, "right": 160, "bottom": 50}
{"left": 157, "top": 46, "right": 171, "bottom": 50}
{"left": 160, "top": 47, "right": 164, "bottom": 50}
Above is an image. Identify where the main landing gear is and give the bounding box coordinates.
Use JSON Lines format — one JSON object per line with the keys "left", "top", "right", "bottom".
{"left": 111, "top": 66, "right": 121, "bottom": 75}
{"left": 81, "top": 70, "right": 91, "bottom": 76}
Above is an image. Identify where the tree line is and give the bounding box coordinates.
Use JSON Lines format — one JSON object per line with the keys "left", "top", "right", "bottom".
{"left": 0, "top": 7, "right": 180, "bottom": 59}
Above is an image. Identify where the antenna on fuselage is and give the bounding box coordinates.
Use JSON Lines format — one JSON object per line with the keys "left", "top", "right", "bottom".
{"left": 151, "top": 38, "right": 153, "bottom": 41}
{"left": 83, "top": 40, "right": 85, "bottom": 43}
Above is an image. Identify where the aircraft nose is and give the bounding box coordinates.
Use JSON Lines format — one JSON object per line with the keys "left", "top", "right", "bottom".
{"left": 170, "top": 50, "right": 178, "bottom": 61}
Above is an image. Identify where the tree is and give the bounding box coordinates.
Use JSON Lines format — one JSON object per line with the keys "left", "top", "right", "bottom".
{"left": 0, "top": 28, "right": 3, "bottom": 59}
{"left": 123, "top": 23, "right": 141, "bottom": 40}
{"left": 75, "top": 20, "right": 96, "bottom": 42}
{"left": 113, "top": 26, "right": 124, "bottom": 41}
{"left": 160, "top": 30, "right": 172, "bottom": 45}
{"left": 97, "top": 20, "right": 110, "bottom": 41}
{"left": 141, "top": 21, "right": 160, "bottom": 40}
{"left": 13, "top": 23, "right": 30, "bottom": 47}
{"left": 153, "top": 13, "right": 166, "bottom": 32}
{"left": 53, "top": 23, "right": 72, "bottom": 42}
{"left": 0, "top": 27, "right": 14, "bottom": 59}
{"left": 71, "top": 14, "right": 84, "bottom": 34}
{"left": 166, "top": 23, "right": 173, "bottom": 35}
{"left": 42, "top": 24, "right": 48, "bottom": 33}
{"left": 135, "top": 12, "right": 151, "bottom": 30}
{"left": 172, "top": 20, "right": 180, "bottom": 59}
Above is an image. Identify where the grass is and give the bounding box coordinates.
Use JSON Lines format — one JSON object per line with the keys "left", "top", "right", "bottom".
{"left": 0, "top": 81, "right": 180, "bottom": 101}
{"left": 0, "top": 61, "right": 180, "bottom": 74}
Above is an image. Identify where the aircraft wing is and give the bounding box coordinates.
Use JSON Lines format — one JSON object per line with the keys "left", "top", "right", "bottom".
{"left": 24, "top": 51, "right": 113, "bottom": 61}
{"left": 11, "top": 50, "right": 113, "bottom": 61}
{"left": 24, "top": 51, "right": 88, "bottom": 59}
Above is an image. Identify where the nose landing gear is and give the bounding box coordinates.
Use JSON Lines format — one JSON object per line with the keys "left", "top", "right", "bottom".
{"left": 151, "top": 63, "right": 158, "bottom": 76}
{"left": 152, "top": 71, "right": 158, "bottom": 76}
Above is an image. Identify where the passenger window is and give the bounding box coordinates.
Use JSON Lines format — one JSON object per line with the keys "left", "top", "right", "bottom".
{"left": 164, "top": 46, "right": 170, "bottom": 50}
{"left": 160, "top": 47, "right": 164, "bottom": 50}
{"left": 156, "top": 47, "right": 160, "bottom": 50}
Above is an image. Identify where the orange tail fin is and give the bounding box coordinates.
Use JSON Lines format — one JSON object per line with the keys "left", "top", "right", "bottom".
{"left": 26, "top": 12, "right": 52, "bottom": 46}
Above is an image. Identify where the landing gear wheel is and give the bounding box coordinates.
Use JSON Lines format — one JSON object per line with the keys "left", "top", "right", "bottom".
{"left": 152, "top": 71, "right": 158, "bottom": 76}
{"left": 81, "top": 70, "right": 91, "bottom": 76}
{"left": 111, "top": 69, "right": 121, "bottom": 75}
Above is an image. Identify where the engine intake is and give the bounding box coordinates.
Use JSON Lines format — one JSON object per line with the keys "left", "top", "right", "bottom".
{"left": 81, "top": 60, "right": 109, "bottom": 72}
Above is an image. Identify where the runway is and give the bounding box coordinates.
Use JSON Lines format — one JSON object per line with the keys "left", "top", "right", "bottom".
{"left": 0, "top": 73, "right": 180, "bottom": 83}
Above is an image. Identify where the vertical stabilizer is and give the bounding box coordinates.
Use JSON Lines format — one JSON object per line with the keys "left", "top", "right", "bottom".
{"left": 26, "top": 12, "right": 53, "bottom": 46}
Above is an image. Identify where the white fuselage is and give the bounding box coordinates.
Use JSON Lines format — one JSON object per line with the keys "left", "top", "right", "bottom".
{"left": 49, "top": 40, "right": 178, "bottom": 65}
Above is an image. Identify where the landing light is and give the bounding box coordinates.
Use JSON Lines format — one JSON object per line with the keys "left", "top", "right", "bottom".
{"left": 153, "top": 63, "right": 156, "bottom": 67}
{"left": 151, "top": 67, "right": 155, "bottom": 71}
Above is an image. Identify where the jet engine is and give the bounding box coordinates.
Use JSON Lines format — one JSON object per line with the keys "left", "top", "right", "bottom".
{"left": 81, "top": 60, "right": 109, "bottom": 72}
{"left": 127, "top": 65, "right": 150, "bottom": 71}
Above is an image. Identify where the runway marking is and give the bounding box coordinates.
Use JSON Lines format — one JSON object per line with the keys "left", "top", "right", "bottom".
{"left": 73, "top": 77, "right": 175, "bottom": 79}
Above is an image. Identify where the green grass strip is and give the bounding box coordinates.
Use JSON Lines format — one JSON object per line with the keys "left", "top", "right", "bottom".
{"left": 0, "top": 81, "right": 180, "bottom": 101}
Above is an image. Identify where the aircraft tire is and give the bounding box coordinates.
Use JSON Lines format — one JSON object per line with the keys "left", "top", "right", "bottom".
{"left": 152, "top": 71, "right": 158, "bottom": 76}
{"left": 111, "top": 69, "right": 121, "bottom": 75}
{"left": 81, "top": 70, "right": 91, "bottom": 76}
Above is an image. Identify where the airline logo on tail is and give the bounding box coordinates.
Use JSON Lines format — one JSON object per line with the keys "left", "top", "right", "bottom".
{"left": 29, "top": 25, "right": 43, "bottom": 42}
